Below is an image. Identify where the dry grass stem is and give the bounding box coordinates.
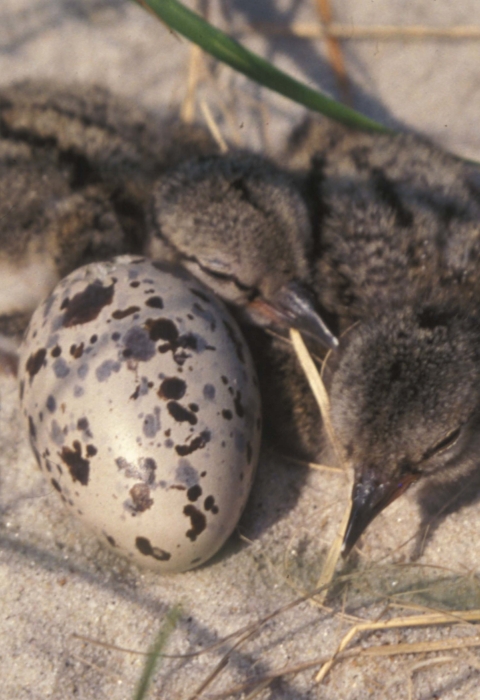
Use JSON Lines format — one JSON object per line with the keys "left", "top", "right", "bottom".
{"left": 289, "top": 328, "right": 351, "bottom": 600}
{"left": 314, "top": 0, "right": 351, "bottom": 104}
{"left": 205, "top": 90, "right": 244, "bottom": 146}
{"left": 69, "top": 652, "right": 123, "bottom": 683}
{"left": 199, "top": 99, "right": 229, "bottom": 152}
{"left": 314, "top": 493, "right": 352, "bottom": 603}
{"left": 289, "top": 329, "right": 340, "bottom": 462}
{"left": 72, "top": 633, "right": 152, "bottom": 657}
{"left": 181, "top": 43, "right": 204, "bottom": 123}
{"left": 186, "top": 626, "right": 261, "bottom": 700}
{"left": 407, "top": 657, "right": 454, "bottom": 700}
{"left": 204, "top": 635, "right": 478, "bottom": 698}
{"left": 284, "top": 454, "right": 343, "bottom": 473}
{"left": 244, "top": 678, "right": 274, "bottom": 698}
{"left": 315, "top": 609, "right": 480, "bottom": 682}
{"left": 249, "top": 22, "right": 480, "bottom": 41}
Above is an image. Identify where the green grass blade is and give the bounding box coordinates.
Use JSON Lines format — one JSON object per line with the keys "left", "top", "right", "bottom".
{"left": 133, "top": 606, "right": 181, "bottom": 700}
{"left": 137, "top": 0, "right": 390, "bottom": 133}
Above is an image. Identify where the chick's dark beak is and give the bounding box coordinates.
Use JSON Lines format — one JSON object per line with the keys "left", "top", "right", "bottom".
{"left": 249, "top": 280, "right": 338, "bottom": 350}
{"left": 342, "top": 467, "right": 420, "bottom": 557}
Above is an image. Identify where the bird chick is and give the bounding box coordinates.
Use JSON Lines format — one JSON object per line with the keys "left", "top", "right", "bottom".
{"left": 286, "top": 118, "right": 480, "bottom": 553}
{"left": 148, "top": 152, "right": 337, "bottom": 348}
{"left": 0, "top": 80, "right": 216, "bottom": 343}
{"left": 289, "top": 118, "right": 480, "bottom": 331}
{"left": 326, "top": 296, "right": 480, "bottom": 554}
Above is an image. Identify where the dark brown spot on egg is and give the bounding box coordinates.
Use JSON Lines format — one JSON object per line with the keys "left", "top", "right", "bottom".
{"left": 179, "top": 333, "right": 198, "bottom": 351}
{"left": 184, "top": 505, "right": 206, "bottom": 541}
{"left": 167, "top": 401, "right": 198, "bottom": 425}
{"left": 135, "top": 536, "right": 171, "bottom": 561}
{"left": 130, "top": 385, "right": 141, "bottom": 400}
{"left": 77, "top": 417, "right": 90, "bottom": 432}
{"left": 222, "top": 409, "right": 233, "bottom": 420}
{"left": 60, "top": 441, "right": 90, "bottom": 485}
{"left": 187, "top": 484, "right": 202, "bottom": 502}
{"left": 234, "top": 391, "right": 245, "bottom": 418}
{"left": 112, "top": 306, "right": 140, "bottom": 320}
{"left": 62, "top": 282, "right": 115, "bottom": 327}
{"left": 86, "top": 444, "right": 97, "bottom": 457}
{"left": 146, "top": 318, "right": 178, "bottom": 342}
{"left": 204, "top": 495, "right": 219, "bottom": 514}
{"left": 158, "top": 377, "right": 186, "bottom": 400}
{"left": 105, "top": 534, "right": 116, "bottom": 547}
{"left": 26, "top": 348, "right": 46, "bottom": 378}
{"left": 130, "top": 280, "right": 140, "bottom": 288}
{"left": 204, "top": 495, "right": 214, "bottom": 510}
{"left": 70, "top": 343, "right": 84, "bottom": 359}
{"left": 175, "top": 430, "right": 211, "bottom": 456}
{"left": 130, "top": 483, "right": 154, "bottom": 512}
{"left": 145, "top": 296, "right": 164, "bottom": 309}
{"left": 51, "top": 345, "right": 61, "bottom": 358}
{"left": 90, "top": 335, "right": 98, "bottom": 344}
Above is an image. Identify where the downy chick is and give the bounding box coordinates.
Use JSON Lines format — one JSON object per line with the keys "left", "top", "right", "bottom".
{"left": 148, "top": 152, "right": 337, "bottom": 348}
{"left": 0, "top": 80, "right": 216, "bottom": 342}
{"left": 287, "top": 119, "right": 480, "bottom": 553}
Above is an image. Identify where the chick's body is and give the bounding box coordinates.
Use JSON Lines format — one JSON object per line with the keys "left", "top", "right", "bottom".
{"left": 285, "top": 120, "right": 480, "bottom": 551}
{"left": 290, "top": 120, "right": 480, "bottom": 328}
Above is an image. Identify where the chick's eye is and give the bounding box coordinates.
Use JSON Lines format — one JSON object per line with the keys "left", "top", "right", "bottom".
{"left": 424, "top": 427, "right": 461, "bottom": 460}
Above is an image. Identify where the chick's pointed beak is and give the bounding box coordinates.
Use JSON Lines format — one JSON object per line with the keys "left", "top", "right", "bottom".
{"left": 248, "top": 280, "right": 338, "bottom": 350}
{"left": 342, "top": 467, "right": 420, "bottom": 557}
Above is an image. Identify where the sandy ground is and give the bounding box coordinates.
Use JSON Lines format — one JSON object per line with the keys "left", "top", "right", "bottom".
{"left": 2, "top": 2, "right": 480, "bottom": 699}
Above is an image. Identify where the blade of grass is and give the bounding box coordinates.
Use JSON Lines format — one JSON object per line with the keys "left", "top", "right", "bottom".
{"left": 133, "top": 606, "right": 181, "bottom": 700}
{"left": 135, "top": 0, "right": 390, "bottom": 133}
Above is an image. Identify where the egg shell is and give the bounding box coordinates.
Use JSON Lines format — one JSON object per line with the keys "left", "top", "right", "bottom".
{"left": 19, "top": 256, "right": 262, "bottom": 573}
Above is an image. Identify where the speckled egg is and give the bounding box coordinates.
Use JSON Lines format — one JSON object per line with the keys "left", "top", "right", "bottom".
{"left": 19, "top": 256, "right": 261, "bottom": 573}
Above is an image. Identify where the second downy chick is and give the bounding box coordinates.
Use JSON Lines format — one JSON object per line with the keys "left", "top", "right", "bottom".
{"left": 147, "top": 152, "right": 337, "bottom": 348}
{"left": 287, "top": 119, "right": 480, "bottom": 553}
{"left": 0, "top": 80, "right": 217, "bottom": 342}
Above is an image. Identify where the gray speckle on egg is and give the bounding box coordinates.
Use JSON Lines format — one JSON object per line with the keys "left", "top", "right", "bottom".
{"left": 19, "top": 256, "right": 262, "bottom": 573}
